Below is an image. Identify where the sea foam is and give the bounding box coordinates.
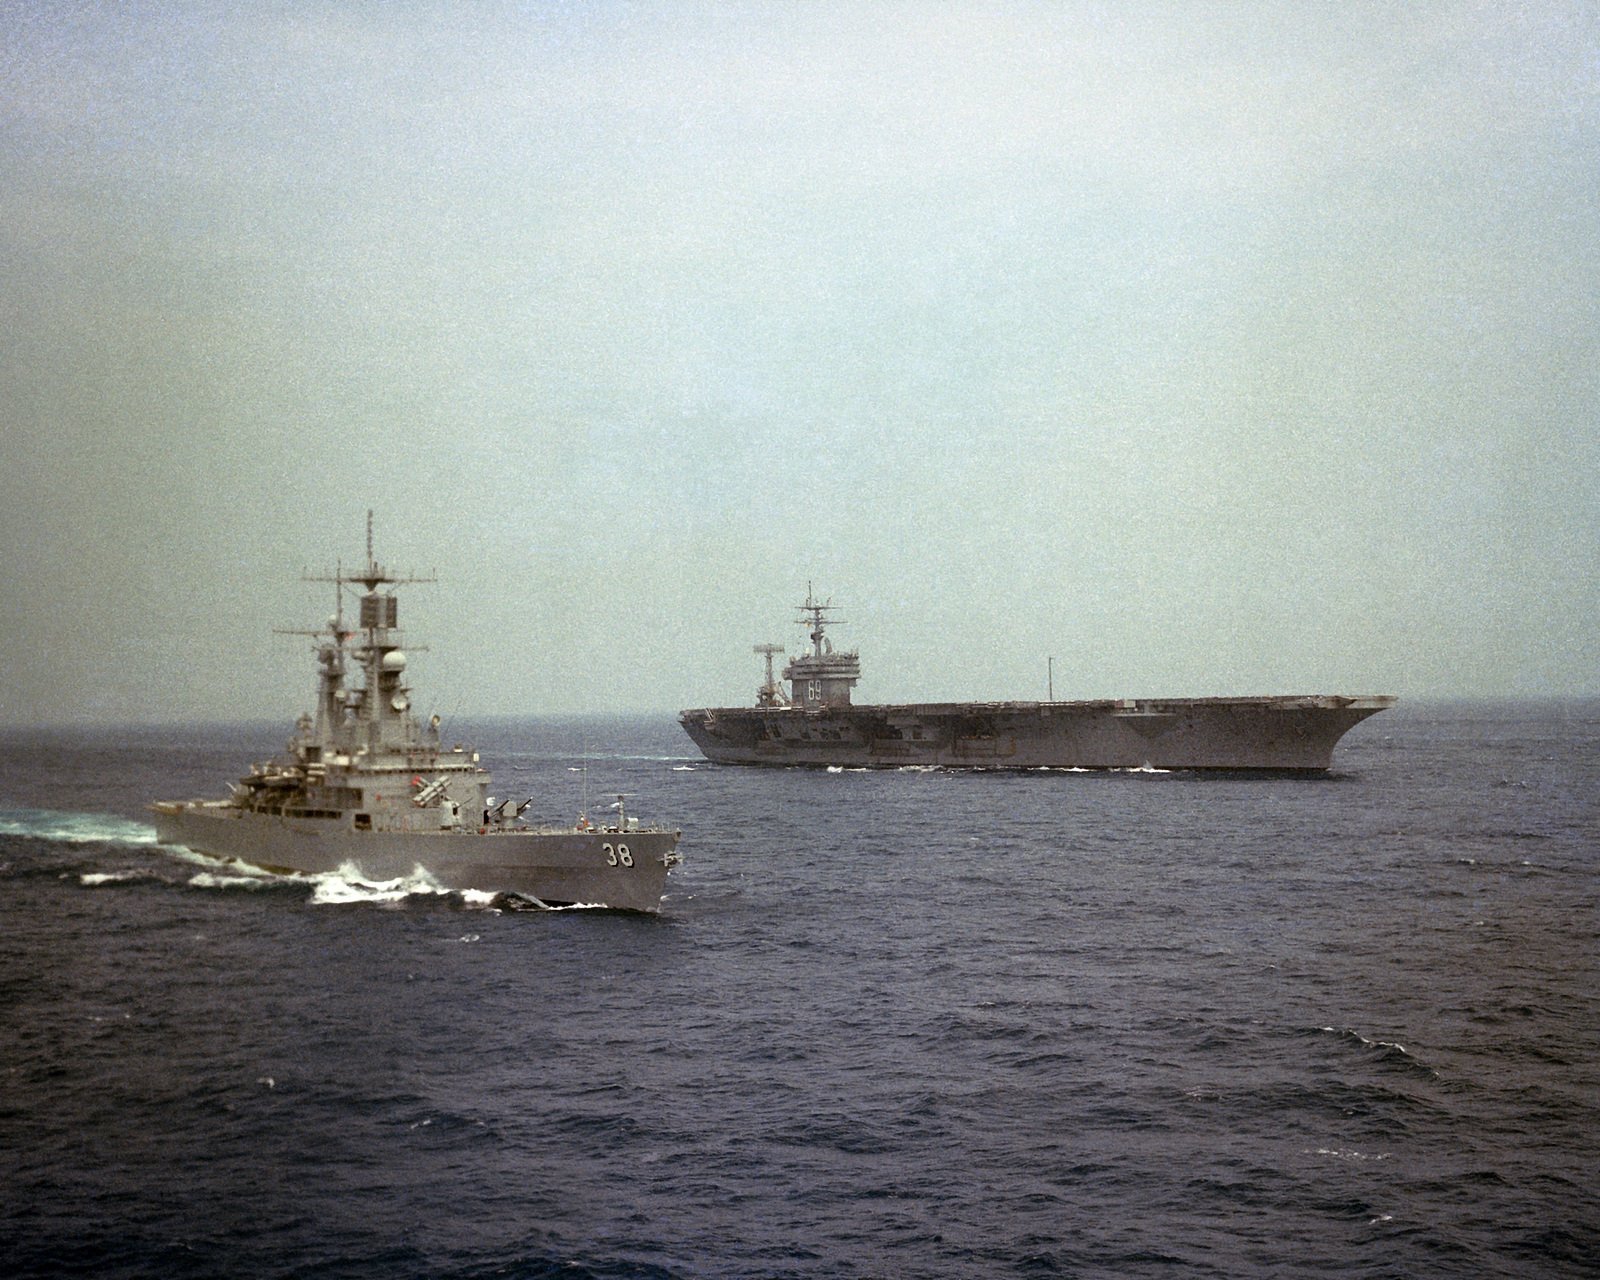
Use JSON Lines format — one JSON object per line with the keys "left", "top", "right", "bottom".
{"left": 0, "top": 809, "right": 157, "bottom": 847}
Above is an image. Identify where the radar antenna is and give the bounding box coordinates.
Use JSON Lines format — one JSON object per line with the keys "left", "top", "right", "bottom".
{"left": 796, "top": 582, "right": 843, "bottom": 657}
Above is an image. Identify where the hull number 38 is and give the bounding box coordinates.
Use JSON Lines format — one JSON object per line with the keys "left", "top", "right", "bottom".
{"left": 603, "top": 842, "right": 633, "bottom": 867}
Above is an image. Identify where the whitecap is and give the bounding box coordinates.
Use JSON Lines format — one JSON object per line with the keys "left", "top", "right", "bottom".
{"left": 188, "top": 871, "right": 277, "bottom": 892}
{"left": 80, "top": 870, "right": 152, "bottom": 886}
{"left": 1340, "top": 1027, "right": 1412, "bottom": 1056}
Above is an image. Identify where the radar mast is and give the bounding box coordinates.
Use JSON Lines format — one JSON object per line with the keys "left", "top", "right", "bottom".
{"left": 797, "top": 582, "right": 845, "bottom": 656}
{"left": 299, "top": 510, "right": 437, "bottom": 754}
{"left": 754, "top": 643, "right": 789, "bottom": 706}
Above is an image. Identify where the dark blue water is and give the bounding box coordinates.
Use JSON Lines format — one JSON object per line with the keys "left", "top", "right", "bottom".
{"left": 2, "top": 702, "right": 1596, "bottom": 1279}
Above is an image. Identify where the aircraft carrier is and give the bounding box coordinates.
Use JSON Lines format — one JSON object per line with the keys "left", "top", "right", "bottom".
{"left": 679, "top": 591, "right": 1394, "bottom": 773}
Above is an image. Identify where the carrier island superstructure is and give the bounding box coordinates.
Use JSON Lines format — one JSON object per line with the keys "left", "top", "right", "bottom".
{"left": 151, "top": 519, "right": 679, "bottom": 910}
{"left": 679, "top": 589, "right": 1394, "bottom": 772}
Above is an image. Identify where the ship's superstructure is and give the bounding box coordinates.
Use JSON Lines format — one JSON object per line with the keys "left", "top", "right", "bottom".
{"left": 152, "top": 516, "right": 679, "bottom": 910}
{"left": 781, "top": 588, "right": 861, "bottom": 709}
{"left": 680, "top": 589, "right": 1394, "bottom": 773}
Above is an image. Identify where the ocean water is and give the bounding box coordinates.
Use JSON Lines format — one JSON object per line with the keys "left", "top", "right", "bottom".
{"left": 1, "top": 702, "right": 1596, "bottom": 1279}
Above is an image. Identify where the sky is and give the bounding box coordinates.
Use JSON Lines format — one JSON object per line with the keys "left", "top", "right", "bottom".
{"left": 1, "top": 0, "right": 1596, "bottom": 725}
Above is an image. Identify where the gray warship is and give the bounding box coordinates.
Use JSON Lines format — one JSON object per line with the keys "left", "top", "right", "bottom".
{"left": 151, "top": 519, "right": 680, "bottom": 911}
{"left": 679, "top": 590, "right": 1395, "bottom": 772}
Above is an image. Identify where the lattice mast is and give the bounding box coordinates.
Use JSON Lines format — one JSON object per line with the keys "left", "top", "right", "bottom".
{"left": 754, "top": 643, "right": 789, "bottom": 706}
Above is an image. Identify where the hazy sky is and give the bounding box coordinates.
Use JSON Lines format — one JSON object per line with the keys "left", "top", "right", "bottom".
{"left": 2, "top": 1, "right": 1595, "bottom": 724}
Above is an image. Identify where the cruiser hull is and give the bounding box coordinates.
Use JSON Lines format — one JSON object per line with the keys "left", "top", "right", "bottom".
{"left": 679, "top": 696, "right": 1395, "bottom": 773}
{"left": 151, "top": 802, "right": 677, "bottom": 913}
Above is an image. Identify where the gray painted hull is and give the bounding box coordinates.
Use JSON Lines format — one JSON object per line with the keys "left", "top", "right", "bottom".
{"left": 151, "top": 803, "right": 677, "bottom": 913}
{"left": 679, "top": 695, "right": 1395, "bottom": 772}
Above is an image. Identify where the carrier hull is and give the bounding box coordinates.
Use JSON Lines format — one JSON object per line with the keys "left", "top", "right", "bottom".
{"left": 151, "top": 801, "right": 677, "bottom": 912}
{"left": 679, "top": 695, "right": 1395, "bottom": 773}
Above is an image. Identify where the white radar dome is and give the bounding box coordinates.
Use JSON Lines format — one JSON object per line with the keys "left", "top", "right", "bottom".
{"left": 381, "top": 650, "right": 407, "bottom": 671}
